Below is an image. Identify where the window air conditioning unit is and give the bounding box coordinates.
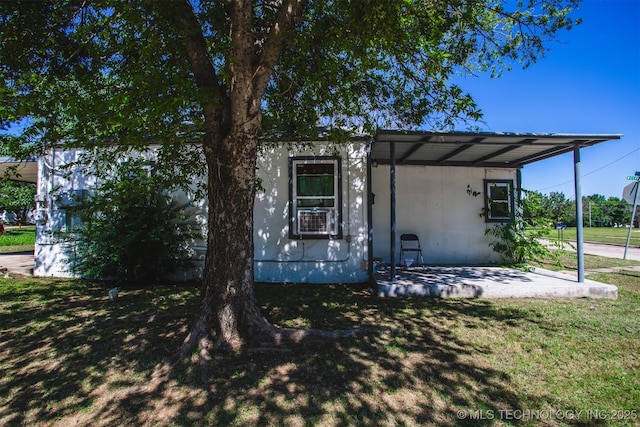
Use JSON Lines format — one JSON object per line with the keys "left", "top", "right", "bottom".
{"left": 297, "top": 208, "right": 336, "bottom": 235}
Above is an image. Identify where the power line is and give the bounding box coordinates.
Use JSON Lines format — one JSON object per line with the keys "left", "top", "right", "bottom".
{"left": 538, "top": 179, "right": 572, "bottom": 192}
{"left": 537, "top": 146, "right": 640, "bottom": 192}
{"left": 582, "top": 146, "right": 640, "bottom": 177}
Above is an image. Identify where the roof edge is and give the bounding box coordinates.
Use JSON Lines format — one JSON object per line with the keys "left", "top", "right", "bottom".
{"left": 374, "top": 129, "right": 623, "bottom": 141}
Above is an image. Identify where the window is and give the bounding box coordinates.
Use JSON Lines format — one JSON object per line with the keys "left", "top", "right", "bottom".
{"left": 54, "top": 189, "right": 91, "bottom": 232}
{"left": 289, "top": 157, "right": 342, "bottom": 239}
{"left": 484, "top": 180, "right": 514, "bottom": 222}
{"left": 120, "top": 160, "right": 156, "bottom": 179}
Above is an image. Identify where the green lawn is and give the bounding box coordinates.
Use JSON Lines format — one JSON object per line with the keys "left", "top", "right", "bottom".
{"left": 0, "top": 226, "right": 35, "bottom": 253}
{"left": 0, "top": 259, "right": 638, "bottom": 426}
{"left": 544, "top": 226, "right": 640, "bottom": 247}
{"left": 535, "top": 251, "right": 640, "bottom": 271}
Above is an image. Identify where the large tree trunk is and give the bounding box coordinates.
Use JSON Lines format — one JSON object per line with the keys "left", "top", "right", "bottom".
{"left": 172, "top": 0, "right": 274, "bottom": 360}
{"left": 179, "top": 124, "right": 270, "bottom": 355}
{"left": 179, "top": 128, "right": 381, "bottom": 366}
{"left": 164, "top": 1, "right": 381, "bottom": 375}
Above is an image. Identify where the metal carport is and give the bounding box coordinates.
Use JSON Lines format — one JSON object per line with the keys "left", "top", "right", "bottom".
{"left": 0, "top": 157, "right": 38, "bottom": 183}
{"left": 369, "top": 130, "right": 623, "bottom": 283}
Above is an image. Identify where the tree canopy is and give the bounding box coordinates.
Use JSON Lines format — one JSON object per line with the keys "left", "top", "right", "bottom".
{"left": 523, "top": 190, "right": 632, "bottom": 227}
{"left": 0, "top": 179, "right": 35, "bottom": 222}
{"left": 0, "top": 0, "right": 583, "bottom": 366}
{"left": 1, "top": 0, "right": 581, "bottom": 150}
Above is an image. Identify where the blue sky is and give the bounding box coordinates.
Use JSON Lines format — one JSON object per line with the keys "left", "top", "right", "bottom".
{"left": 4, "top": 1, "right": 637, "bottom": 200}
{"left": 456, "top": 0, "right": 640, "bottom": 199}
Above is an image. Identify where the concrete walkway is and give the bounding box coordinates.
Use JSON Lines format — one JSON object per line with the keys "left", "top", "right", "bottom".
{"left": 557, "top": 265, "right": 640, "bottom": 278}
{"left": 0, "top": 251, "right": 34, "bottom": 276}
{"left": 544, "top": 239, "right": 640, "bottom": 279}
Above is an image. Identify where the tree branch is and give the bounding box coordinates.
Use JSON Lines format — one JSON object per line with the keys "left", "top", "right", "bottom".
{"left": 154, "top": 0, "right": 225, "bottom": 113}
{"left": 252, "top": 0, "right": 308, "bottom": 100}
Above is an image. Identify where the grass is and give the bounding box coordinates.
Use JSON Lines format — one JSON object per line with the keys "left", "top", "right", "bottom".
{"left": 534, "top": 251, "right": 640, "bottom": 271}
{"left": 0, "top": 226, "right": 35, "bottom": 253}
{"left": 0, "top": 261, "right": 638, "bottom": 426}
{"left": 544, "top": 226, "right": 640, "bottom": 247}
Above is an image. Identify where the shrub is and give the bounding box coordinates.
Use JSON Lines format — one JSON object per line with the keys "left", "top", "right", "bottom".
{"left": 469, "top": 185, "right": 563, "bottom": 269}
{"left": 486, "top": 191, "right": 563, "bottom": 269}
{"left": 70, "top": 160, "right": 197, "bottom": 284}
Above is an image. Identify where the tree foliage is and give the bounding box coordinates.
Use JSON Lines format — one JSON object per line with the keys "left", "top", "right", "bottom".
{"left": 1, "top": 0, "right": 582, "bottom": 150}
{"left": 0, "top": 0, "right": 584, "bottom": 361}
{"left": 584, "top": 194, "right": 629, "bottom": 226}
{"left": 0, "top": 179, "right": 35, "bottom": 223}
{"left": 487, "top": 188, "right": 632, "bottom": 267}
{"left": 488, "top": 189, "right": 560, "bottom": 268}
{"left": 523, "top": 191, "right": 632, "bottom": 227}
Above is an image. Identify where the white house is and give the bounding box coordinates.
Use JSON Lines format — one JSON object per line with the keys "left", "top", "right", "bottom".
{"left": 31, "top": 130, "right": 621, "bottom": 283}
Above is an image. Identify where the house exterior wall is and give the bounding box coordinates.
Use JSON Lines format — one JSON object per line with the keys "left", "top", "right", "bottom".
{"left": 254, "top": 142, "right": 370, "bottom": 283}
{"left": 33, "top": 143, "right": 515, "bottom": 280}
{"left": 33, "top": 141, "right": 370, "bottom": 283}
{"left": 34, "top": 148, "right": 96, "bottom": 277}
{"left": 33, "top": 146, "right": 209, "bottom": 278}
{"left": 370, "top": 165, "right": 518, "bottom": 265}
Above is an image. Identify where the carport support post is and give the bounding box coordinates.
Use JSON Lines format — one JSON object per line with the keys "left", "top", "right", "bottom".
{"left": 390, "top": 140, "right": 397, "bottom": 282}
{"left": 574, "top": 144, "right": 585, "bottom": 283}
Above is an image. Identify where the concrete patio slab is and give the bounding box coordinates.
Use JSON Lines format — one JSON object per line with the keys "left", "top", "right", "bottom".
{"left": 375, "top": 266, "right": 618, "bottom": 299}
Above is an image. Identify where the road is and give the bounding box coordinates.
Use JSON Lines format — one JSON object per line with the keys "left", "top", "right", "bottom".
{"left": 0, "top": 251, "right": 34, "bottom": 275}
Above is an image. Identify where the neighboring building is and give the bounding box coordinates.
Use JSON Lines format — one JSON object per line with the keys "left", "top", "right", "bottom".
{"left": 31, "top": 130, "right": 621, "bottom": 283}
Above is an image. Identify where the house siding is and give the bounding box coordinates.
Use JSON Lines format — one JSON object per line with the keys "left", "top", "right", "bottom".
{"left": 33, "top": 142, "right": 516, "bottom": 281}
{"left": 254, "top": 142, "right": 370, "bottom": 283}
{"left": 371, "top": 165, "right": 517, "bottom": 265}
{"left": 33, "top": 141, "right": 370, "bottom": 283}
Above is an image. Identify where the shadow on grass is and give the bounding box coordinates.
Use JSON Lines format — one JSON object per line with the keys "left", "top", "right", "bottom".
{"left": 0, "top": 278, "right": 198, "bottom": 426}
{"left": 0, "top": 280, "right": 615, "bottom": 426}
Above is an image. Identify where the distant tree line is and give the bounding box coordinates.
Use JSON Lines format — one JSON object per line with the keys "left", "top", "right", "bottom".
{"left": 522, "top": 191, "right": 633, "bottom": 227}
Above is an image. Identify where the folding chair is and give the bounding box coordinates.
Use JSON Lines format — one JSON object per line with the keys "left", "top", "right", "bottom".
{"left": 400, "top": 233, "right": 424, "bottom": 268}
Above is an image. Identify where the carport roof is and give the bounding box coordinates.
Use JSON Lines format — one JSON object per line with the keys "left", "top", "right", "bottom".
{"left": 371, "top": 130, "right": 622, "bottom": 168}
{"left": 0, "top": 157, "right": 38, "bottom": 183}
{"left": 0, "top": 131, "right": 624, "bottom": 183}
